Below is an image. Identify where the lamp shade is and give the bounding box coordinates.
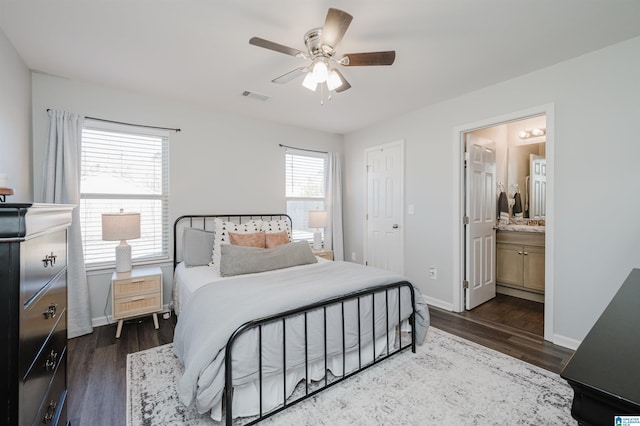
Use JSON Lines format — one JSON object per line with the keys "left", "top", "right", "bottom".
{"left": 308, "top": 210, "right": 328, "bottom": 229}
{"left": 102, "top": 211, "right": 141, "bottom": 241}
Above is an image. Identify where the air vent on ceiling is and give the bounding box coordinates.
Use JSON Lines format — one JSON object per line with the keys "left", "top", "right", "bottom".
{"left": 242, "top": 90, "right": 271, "bottom": 102}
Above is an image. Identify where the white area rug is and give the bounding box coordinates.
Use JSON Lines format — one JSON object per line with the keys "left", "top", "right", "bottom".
{"left": 127, "top": 327, "right": 575, "bottom": 425}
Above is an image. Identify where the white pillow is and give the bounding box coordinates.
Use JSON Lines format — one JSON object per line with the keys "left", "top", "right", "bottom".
{"left": 210, "top": 219, "right": 263, "bottom": 271}
{"left": 261, "top": 219, "right": 292, "bottom": 242}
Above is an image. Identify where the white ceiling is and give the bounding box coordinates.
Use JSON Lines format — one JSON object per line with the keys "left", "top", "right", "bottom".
{"left": 2, "top": 1, "right": 640, "bottom": 134}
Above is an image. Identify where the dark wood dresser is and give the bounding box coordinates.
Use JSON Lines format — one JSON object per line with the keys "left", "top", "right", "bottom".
{"left": 1, "top": 203, "right": 73, "bottom": 426}
{"left": 561, "top": 268, "right": 640, "bottom": 425}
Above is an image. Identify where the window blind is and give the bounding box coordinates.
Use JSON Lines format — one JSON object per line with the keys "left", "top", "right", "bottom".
{"left": 80, "top": 124, "right": 169, "bottom": 266}
{"left": 285, "top": 151, "right": 327, "bottom": 241}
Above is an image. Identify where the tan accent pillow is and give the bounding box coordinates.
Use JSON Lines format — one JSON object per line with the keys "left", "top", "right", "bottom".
{"left": 229, "top": 231, "right": 266, "bottom": 248}
{"left": 265, "top": 230, "right": 290, "bottom": 248}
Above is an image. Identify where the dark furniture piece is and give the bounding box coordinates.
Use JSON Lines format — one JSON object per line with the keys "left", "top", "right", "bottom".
{"left": 1, "top": 203, "right": 73, "bottom": 426}
{"left": 561, "top": 268, "right": 640, "bottom": 426}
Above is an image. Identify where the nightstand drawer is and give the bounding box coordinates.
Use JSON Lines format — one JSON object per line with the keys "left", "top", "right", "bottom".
{"left": 113, "top": 293, "right": 162, "bottom": 319}
{"left": 312, "top": 249, "right": 334, "bottom": 261}
{"left": 113, "top": 275, "right": 161, "bottom": 298}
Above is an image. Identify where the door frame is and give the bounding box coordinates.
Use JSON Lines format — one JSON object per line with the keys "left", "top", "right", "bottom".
{"left": 363, "top": 139, "right": 405, "bottom": 273}
{"left": 452, "top": 104, "right": 555, "bottom": 342}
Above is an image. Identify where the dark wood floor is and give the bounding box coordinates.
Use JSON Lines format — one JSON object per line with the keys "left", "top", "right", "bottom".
{"left": 67, "top": 297, "right": 574, "bottom": 425}
{"left": 67, "top": 315, "right": 177, "bottom": 426}
{"left": 429, "top": 294, "right": 574, "bottom": 374}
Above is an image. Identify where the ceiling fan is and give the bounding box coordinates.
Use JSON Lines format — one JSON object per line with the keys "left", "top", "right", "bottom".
{"left": 249, "top": 8, "right": 395, "bottom": 94}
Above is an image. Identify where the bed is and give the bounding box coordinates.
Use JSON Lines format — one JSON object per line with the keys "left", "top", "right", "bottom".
{"left": 171, "top": 214, "right": 430, "bottom": 425}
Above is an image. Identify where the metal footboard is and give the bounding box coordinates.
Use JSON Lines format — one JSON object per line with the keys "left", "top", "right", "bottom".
{"left": 224, "top": 281, "right": 416, "bottom": 425}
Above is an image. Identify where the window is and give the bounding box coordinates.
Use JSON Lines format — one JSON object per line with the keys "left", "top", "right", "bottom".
{"left": 285, "top": 150, "right": 327, "bottom": 241}
{"left": 80, "top": 120, "right": 169, "bottom": 267}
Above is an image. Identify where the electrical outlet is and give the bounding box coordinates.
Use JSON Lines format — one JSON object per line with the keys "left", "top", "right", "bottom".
{"left": 428, "top": 267, "right": 437, "bottom": 279}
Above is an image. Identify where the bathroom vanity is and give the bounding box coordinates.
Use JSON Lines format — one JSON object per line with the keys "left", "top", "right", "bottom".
{"left": 496, "top": 227, "right": 545, "bottom": 301}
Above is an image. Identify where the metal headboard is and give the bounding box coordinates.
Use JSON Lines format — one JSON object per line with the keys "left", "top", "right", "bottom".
{"left": 173, "top": 213, "right": 292, "bottom": 270}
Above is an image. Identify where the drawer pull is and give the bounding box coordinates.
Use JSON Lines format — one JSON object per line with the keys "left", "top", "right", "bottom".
{"left": 44, "top": 349, "right": 58, "bottom": 372}
{"left": 42, "top": 252, "right": 57, "bottom": 268}
{"left": 42, "top": 400, "right": 57, "bottom": 423}
{"left": 43, "top": 303, "right": 58, "bottom": 319}
{"left": 131, "top": 296, "right": 146, "bottom": 301}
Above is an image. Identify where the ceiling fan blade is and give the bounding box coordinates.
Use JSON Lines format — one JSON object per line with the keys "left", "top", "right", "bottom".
{"left": 249, "top": 37, "right": 305, "bottom": 58}
{"left": 272, "top": 67, "right": 308, "bottom": 84}
{"left": 321, "top": 8, "right": 353, "bottom": 50}
{"left": 332, "top": 69, "right": 351, "bottom": 93}
{"left": 341, "top": 51, "right": 396, "bottom": 66}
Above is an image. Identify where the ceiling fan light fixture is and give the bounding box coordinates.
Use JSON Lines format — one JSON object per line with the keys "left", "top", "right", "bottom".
{"left": 302, "top": 72, "right": 318, "bottom": 91}
{"left": 326, "top": 69, "right": 342, "bottom": 91}
{"left": 312, "top": 60, "right": 329, "bottom": 83}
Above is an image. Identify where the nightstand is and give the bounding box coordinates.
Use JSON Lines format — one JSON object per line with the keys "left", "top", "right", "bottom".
{"left": 111, "top": 266, "right": 163, "bottom": 338}
{"left": 312, "top": 248, "right": 334, "bottom": 261}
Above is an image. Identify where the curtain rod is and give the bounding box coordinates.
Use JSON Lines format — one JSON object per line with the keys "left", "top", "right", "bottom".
{"left": 46, "top": 109, "right": 181, "bottom": 132}
{"left": 278, "top": 143, "right": 327, "bottom": 154}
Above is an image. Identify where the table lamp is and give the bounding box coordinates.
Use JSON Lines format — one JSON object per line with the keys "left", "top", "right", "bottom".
{"left": 102, "top": 209, "right": 140, "bottom": 273}
{"left": 308, "top": 210, "right": 328, "bottom": 250}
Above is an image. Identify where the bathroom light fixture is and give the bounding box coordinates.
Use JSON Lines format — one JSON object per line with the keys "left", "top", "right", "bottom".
{"left": 518, "top": 128, "right": 546, "bottom": 139}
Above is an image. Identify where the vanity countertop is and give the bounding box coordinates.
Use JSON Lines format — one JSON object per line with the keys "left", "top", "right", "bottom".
{"left": 498, "top": 224, "right": 545, "bottom": 233}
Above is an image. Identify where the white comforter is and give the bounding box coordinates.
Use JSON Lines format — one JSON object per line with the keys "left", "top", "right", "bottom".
{"left": 173, "top": 261, "right": 429, "bottom": 418}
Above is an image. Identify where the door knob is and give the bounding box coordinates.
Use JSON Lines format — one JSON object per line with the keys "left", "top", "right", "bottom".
{"left": 392, "top": 224, "right": 399, "bottom": 229}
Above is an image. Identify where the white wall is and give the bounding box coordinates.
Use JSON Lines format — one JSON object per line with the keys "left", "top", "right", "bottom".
{"left": 31, "top": 73, "right": 343, "bottom": 326}
{"left": 0, "top": 28, "right": 32, "bottom": 201}
{"left": 343, "top": 36, "right": 640, "bottom": 346}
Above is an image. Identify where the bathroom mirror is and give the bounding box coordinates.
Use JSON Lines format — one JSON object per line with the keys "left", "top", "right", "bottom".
{"left": 507, "top": 142, "right": 546, "bottom": 218}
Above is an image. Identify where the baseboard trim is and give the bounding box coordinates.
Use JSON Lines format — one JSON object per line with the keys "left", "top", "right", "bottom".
{"left": 423, "top": 296, "right": 454, "bottom": 312}
{"left": 552, "top": 333, "right": 581, "bottom": 350}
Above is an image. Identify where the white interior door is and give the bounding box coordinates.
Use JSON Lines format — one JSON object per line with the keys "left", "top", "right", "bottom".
{"left": 365, "top": 142, "right": 404, "bottom": 274}
{"left": 465, "top": 136, "right": 496, "bottom": 309}
{"left": 530, "top": 154, "right": 547, "bottom": 218}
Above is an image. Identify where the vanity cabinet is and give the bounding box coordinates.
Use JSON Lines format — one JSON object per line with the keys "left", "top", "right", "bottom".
{"left": 0, "top": 203, "right": 73, "bottom": 426}
{"left": 496, "top": 230, "right": 545, "bottom": 293}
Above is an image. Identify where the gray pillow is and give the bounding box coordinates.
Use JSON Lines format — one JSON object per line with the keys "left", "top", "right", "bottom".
{"left": 182, "top": 228, "right": 215, "bottom": 267}
{"left": 220, "top": 241, "right": 318, "bottom": 277}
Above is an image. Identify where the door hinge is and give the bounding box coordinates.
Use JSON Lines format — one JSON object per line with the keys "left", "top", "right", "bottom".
{"left": 463, "top": 280, "right": 469, "bottom": 289}
{"left": 463, "top": 216, "right": 469, "bottom": 225}
{"left": 365, "top": 213, "right": 368, "bottom": 220}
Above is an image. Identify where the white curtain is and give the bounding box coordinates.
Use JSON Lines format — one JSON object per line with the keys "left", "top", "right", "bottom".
{"left": 325, "top": 152, "right": 344, "bottom": 261}
{"left": 42, "top": 110, "right": 93, "bottom": 338}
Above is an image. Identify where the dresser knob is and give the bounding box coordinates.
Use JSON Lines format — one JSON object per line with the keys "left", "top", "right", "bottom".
{"left": 42, "top": 400, "right": 57, "bottom": 423}
{"left": 42, "top": 252, "right": 57, "bottom": 267}
{"left": 44, "top": 350, "right": 58, "bottom": 372}
{"left": 43, "top": 303, "right": 58, "bottom": 319}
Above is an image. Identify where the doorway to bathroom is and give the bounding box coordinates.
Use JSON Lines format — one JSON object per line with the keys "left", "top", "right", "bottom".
{"left": 457, "top": 106, "right": 553, "bottom": 340}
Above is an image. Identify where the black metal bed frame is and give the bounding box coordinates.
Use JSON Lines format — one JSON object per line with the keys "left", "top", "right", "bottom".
{"left": 173, "top": 214, "right": 417, "bottom": 426}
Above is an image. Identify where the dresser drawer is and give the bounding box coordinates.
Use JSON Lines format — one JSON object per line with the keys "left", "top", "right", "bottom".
{"left": 21, "top": 229, "right": 67, "bottom": 304}
{"left": 113, "top": 293, "right": 162, "bottom": 319}
{"left": 21, "top": 310, "right": 66, "bottom": 425}
{"left": 20, "top": 271, "right": 67, "bottom": 377}
{"left": 32, "top": 353, "right": 67, "bottom": 426}
{"left": 113, "top": 274, "right": 161, "bottom": 298}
